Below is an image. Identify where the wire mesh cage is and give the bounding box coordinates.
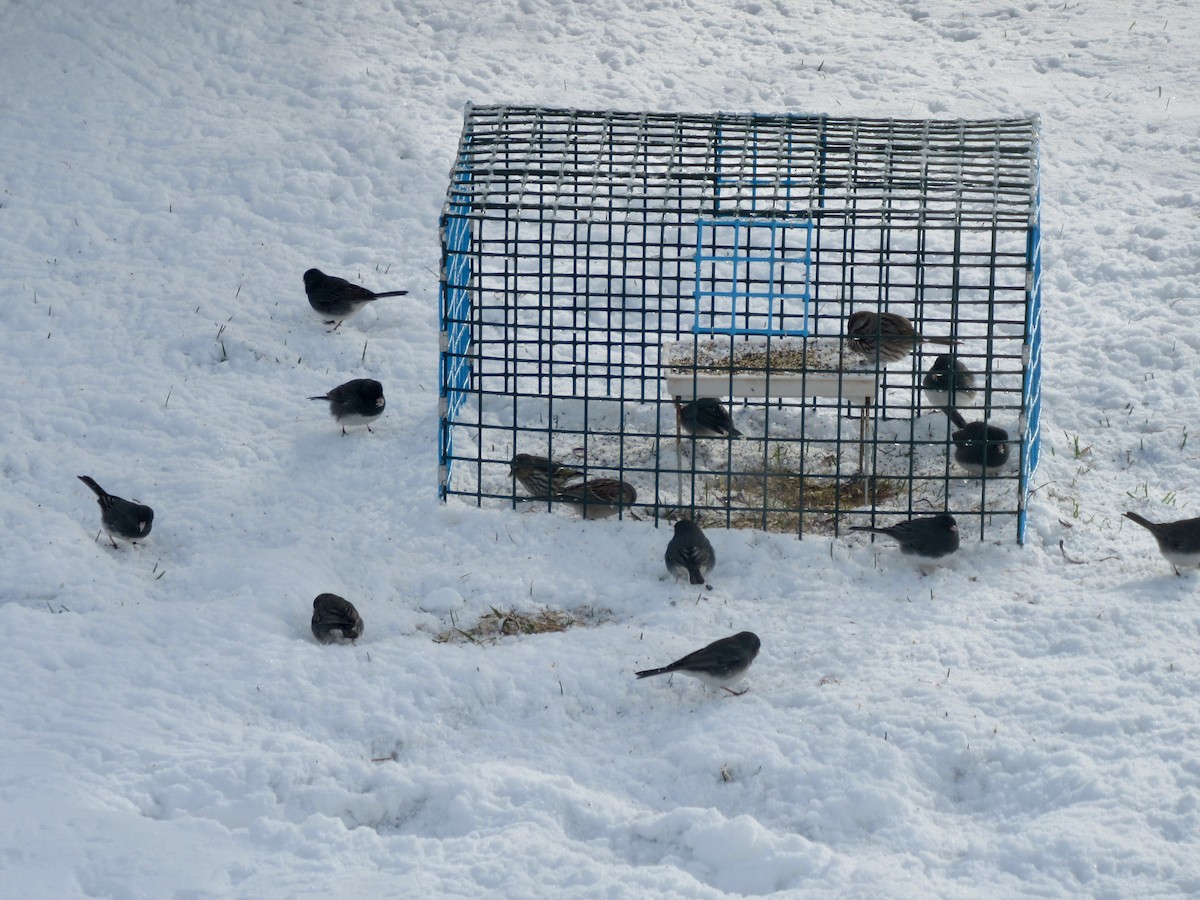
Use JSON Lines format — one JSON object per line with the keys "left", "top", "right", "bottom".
{"left": 439, "top": 105, "right": 1042, "bottom": 542}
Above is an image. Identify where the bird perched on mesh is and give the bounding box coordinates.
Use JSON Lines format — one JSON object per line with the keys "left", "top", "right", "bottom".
{"left": 77, "top": 476, "right": 154, "bottom": 548}
{"left": 309, "top": 378, "right": 385, "bottom": 434}
{"left": 303, "top": 268, "right": 408, "bottom": 329}
{"left": 1122, "top": 512, "right": 1200, "bottom": 576}
{"left": 509, "top": 453, "right": 584, "bottom": 498}
{"left": 665, "top": 519, "right": 716, "bottom": 586}
{"left": 850, "top": 513, "right": 960, "bottom": 561}
{"left": 952, "top": 421, "right": 1012, "bottom": 476}
{"left": 554, "top": 477, "right": 637, "bottom": 519}
{"left": 923, "top": 354, "right": 977, "bottom": 425}
{"left": 635, "top": 631, "right": 761, "bottom": 696}
{"left": 311, "top": 593, "right": 364, "bottom": 644}
{"left": 674, "top": 398, "right": 743, "bottom": 438}
{"left": 847, "top": 311, "right": 957, "bottom": 365}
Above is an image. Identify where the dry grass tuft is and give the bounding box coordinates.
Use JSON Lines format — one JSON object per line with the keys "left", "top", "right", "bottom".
{"left": 434, "top": 605, "right": 609, "bottom": 645}
{"left": 686, "top": 466, "right": 903, "bottom": 535}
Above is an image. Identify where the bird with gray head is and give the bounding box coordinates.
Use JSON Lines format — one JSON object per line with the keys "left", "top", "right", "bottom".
{"left": 309, "top": 378, "right": 385, "bottom": 434}
{"left": 665, "top": 519, "right": 716, "bottom": 587}
{"left": 923, "top": 353, "right": 977, "bottom": 426}
{"left": 952, "top": 421, "right": 1012, "bottom": 476}
{"left": 850, "top": 513, "right": 960, "bottom": 562}
{"left": 303, "top": 268, "right": 408, "bottom": 329}
{"left": 847, "top": 310, "right": 957, "bottom": 366}
{"left": 77, "top": 476, "right": 154, "bottom": 548}
{"left": 311, "top": 593, "right": 364, "bottom": 644}
{"left": 635, "top": 631, "right": 761, "bottom": 696}
{"left": 1123, "top": 512, "right": 1200, "bottom": 576}
{"left": 674, "top": 398, "right": 743, "bottom": 438}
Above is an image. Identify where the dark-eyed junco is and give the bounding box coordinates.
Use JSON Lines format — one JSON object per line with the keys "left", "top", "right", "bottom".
{"left": 665, "top": 519, "right": 716, "bottom": 586}
{"left": 675, "top": 398, "right": 743, "bottom": 438}
{"left": 309, "top": 378, "right": 385, "bottom": 434}
{"left": 847, "top": 311, "right": 956, "bottom": 365}
{"left": 636, "top": 631, "right": 761, "bottom": 695}
{"left": 553, "top": 478, "right": 637, "bottom": 519}
{"left": 923, "top": 354, "right": 977, "bottom": 423}
{"left": 303, "top": 268, "right": 408, "bottom": 329}
{"left": 850, "top": 513, "right": 960, "bottom": 560}
{"left": 952, "top": 421, "right": 1012, "bottom": 476}
{"left": 1123, "top": 511, "right": 1200, "bottom": 576}
{"left": 77, "top": 475, "right": 153, "bottom": 547}
{"left": 509, "top": 453, "right": 584, "bottom": 498}
{"left": 311, "top": 593, "right": 363, "bottom": 643}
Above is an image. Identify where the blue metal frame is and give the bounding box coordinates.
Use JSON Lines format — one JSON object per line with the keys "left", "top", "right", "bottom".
{"left": 438, "top": 150, "right": 473, "bottom": 500}
{"left": 692, "top": 217, "right": 814, "bottom": 337}
{"left": 1017, "top": 126, "right": 1043, "bottom": 545}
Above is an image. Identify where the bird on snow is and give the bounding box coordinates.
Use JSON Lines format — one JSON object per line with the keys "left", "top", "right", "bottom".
{"left": 303, "top": 268, "right": 408, "bottom": 329}
{"left": 1122, "top": 511, "right": 1200, "bottom": 576}
{"left": 849, "top": 513, "right": 960, "bottom": 563}
{"left": 923, "top": 353, "right": 977, "bottom": 426}
{"left": 309, "top": 378, "right": 385, "bottom": 434}
{"left": 311, "top": 593, "right": 364, "bottom": 644}
{"left": 77, "top": 475, "right": 153, "bottom": 548}
{"left": 664, "top": 519, "right": 716, "bottom": 587}
{"left": 635, "top": 631, "right": 761, "bottom": 696}
{"left": 674, "top": 398, "right": 743, "bottom": 438}
{"left": 952, "top": 421, "right": 1013, "bottom": 477}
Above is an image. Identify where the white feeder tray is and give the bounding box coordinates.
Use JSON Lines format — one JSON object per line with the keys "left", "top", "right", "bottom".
{"left": 661, "top": 336, "right": 880, "bottom": 476}
{"left": 661, "top": 337, "right": 878, "bottom": 403}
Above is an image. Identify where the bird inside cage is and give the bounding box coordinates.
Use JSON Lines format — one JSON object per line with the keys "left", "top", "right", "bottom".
{"left": 923, "top": 353, "right": 978, "bottom": 417}
{"left": 509, "top": 453, "right": 584, "bottom": 498}
{"left": 846, "top": 311, "right": 956, "bottom": 366}
{"left": 952, "top": 421, "right": 1014, "bottom": 477}
{"left": 674, "top": 397, "right": 743, "bottom": 438}
{"left": 553, "top": 478, "right": 637, "bottom": 520}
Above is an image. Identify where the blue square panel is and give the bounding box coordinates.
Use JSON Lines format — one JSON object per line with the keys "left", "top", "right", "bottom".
{"left": 693, "top": 218, "right": 813, "bottom": 336}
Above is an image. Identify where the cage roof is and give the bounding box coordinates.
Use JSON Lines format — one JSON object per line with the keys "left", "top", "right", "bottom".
{"left": 443, "top": 104, "right": 1040, "bottom": 227}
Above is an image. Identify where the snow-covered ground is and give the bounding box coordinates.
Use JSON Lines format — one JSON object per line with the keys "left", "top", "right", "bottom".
{"left": 2, "top": 0, "right": 1199, "bottom": 896}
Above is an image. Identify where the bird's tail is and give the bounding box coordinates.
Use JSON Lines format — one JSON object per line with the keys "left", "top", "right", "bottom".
{"left": 687, "top": 566, "right": 706, "bottom": 585}
{"left": 924, "top": 335, "right": 958, "bottom": 346}
{"left": 77, "top": 475, "right": 106, "bottom": 498}
{"left": 1123, "top": 511, "right": 1155, "bottom": 531}
{"left": 373, "top": 290, "right": 409, "bottom": 298}
{"left": 848, "top": 525, "right": 890, "bottom": 536}
{"left": 307, "top": 395, "right": 329, "bottom": 401}
{"left": 635, "top": 666, "right": 671, "bottom": 679}
{"left": 942, "top": 406, "right": 969, "bottom": 429}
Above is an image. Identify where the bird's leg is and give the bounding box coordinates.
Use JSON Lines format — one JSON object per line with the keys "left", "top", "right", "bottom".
{"left": 1175, "top": 564, "right": 1182, "bottom": 577}
{"left": 108, "top": 534, "right": 119, "bottom": 549}
{"left": 722, "top": 686, "right": 748, "bottom": 697}
{"left": 341, "top": 426, "right": 348, "bottom": 436}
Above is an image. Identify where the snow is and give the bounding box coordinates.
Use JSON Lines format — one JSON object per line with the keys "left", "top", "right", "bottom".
{"left": 2, "top": 0, "right": 1199, "bottom": 896}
